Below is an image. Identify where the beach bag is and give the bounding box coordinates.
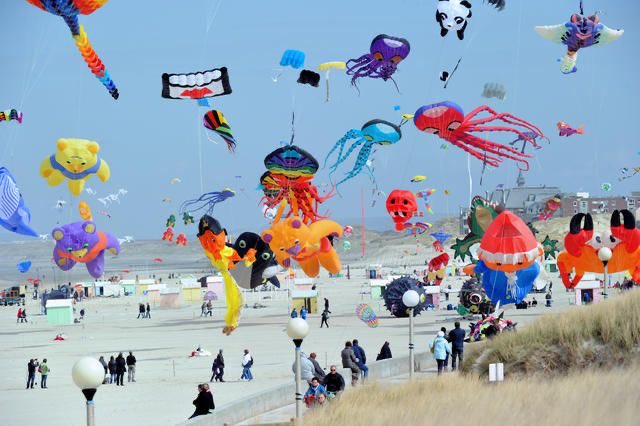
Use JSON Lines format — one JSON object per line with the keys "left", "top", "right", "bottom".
{"left": 430, "top": 340, "right": 435, "bottom": 354}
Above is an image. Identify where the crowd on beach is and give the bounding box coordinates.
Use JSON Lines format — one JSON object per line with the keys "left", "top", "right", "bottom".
{"left": 97, "top": 352, "right": 137, "bottom": 386}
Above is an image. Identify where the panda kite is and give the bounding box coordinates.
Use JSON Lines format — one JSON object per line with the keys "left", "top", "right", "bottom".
{"left": 436, "top": 0, "right": 472, "bottom": 40}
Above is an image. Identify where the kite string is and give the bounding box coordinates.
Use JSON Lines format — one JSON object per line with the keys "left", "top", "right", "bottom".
{"left": 467, "top": 153, "right": 473, "bottom": 208}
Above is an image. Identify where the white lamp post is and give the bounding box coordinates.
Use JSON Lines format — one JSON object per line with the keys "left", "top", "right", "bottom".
{"left": 402, "top": 290, "right": 420, "bottom": 379}
{"left": 598, "top": 247, "right": 613, "bottom": 299}
{"left": 72, "top": 357, "right": 104, "bottom": 426}
{"left": 287, "top": 317, "right": 309, "bottom": 424}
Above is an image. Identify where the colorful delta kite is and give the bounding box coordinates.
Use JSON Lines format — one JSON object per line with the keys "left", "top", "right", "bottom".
{"left": 40, "top": 138, "right": 111, "bottom": 196}
{"left": 26, "top": 0, "right": 119, "bottom": 99}
{"left": 0, "top": 167, "right": 38, "bottom": 237}
{"left": 382, "top": 277, "right": 427, "bottom": 317}
{"left": 260, "top": 145, "right": 331, "bottom": 224}
{"left": 427, "top": 230, "right": 452, "bottom": 285}
{"left": 346, "top": 34, "right": 410, "bottom": 89}
{"left": 326, "top": 120, "right": 402, "bottom": 187}
{"left": 355, "top": 303, "right": 379, "bottom": 328}
{"left": 0, "top": 109, "right": 23, "bottom": 124}
{"left": 535, "top": 2, "right": 623, "bottom": 74}
{"left": 197, "top": 215, "right": 243, "bottom": 335}
{"left": 52, "top": 220, "right": 120, "bottom": 279}
{"left": 414, "top": 102, "right": 545, "bottom": 170}
{"left": 261, "top": 203, "right": 342, "bottom": 278}
{"left": 180, "top": 189, "right": 235, "bottom": 215}
{"left": 203, "top": 110, "right": 237, "bottom": 152}
{"left": 280, "top": 50, "right": 306, "bottom": 69}
{"left": 161, "top": 67, "right": 232, "bottom": 100}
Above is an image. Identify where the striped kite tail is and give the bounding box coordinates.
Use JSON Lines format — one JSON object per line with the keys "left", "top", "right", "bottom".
{"left": 72, "top": 25, "right": 119, "bottom": 99}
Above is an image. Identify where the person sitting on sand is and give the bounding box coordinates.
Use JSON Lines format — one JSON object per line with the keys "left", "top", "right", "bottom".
{"left": 189, "top": 383, "right": 215, "bottom": 419}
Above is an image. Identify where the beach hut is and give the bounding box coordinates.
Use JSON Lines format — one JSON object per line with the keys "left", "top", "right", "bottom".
{"left": 366, "top": 264, "right": 383, "bottom": 279}
{"left": 160, "top": 288, "right": 181, "bottom": 308}
{"left": 180, "top": 278, "right": 202, "bottom": 302}
{"left": 45, "top": 299, "right": 74, "bottom": 325}
{"left": 136, "top": 278, "right": 155, "bottom": 295}
{"left": 119, "top": 279, "right": 136, "bottom": 296}
{"left": 200, "top": 275, "right": 225, "bottom": 298}
{"left": 146, "top": 284, "right": 165, "bottom": 303}
{"left": 95, "top": 281, "right": 123, "bottom": 297}
{"left": 574, "top": 274, "right": 601, "bottom": 305}
{"left": 424, "top": 285, "right": 441, "bottom": 308}
{"left": 370, "top": 279, "right": 388, "bottom": 299}
{"left": 291, "top": 289, "right": 318, "bottom": 314}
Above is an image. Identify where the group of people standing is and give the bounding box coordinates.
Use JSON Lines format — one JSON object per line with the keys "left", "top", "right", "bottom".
{"left": 200, "top": 301, "right": 213, "bottom": 317}
{"left": 137, "top": 303, "right": 151, "bottom": 319}
{"left": 16, "top": 308, "right": 28, "bottom": 323}
{"left": 99, "top": 352, "right": 137, "bottom": 385}
{"left": 26, "top": 358, "right": 49, "bottom": 389}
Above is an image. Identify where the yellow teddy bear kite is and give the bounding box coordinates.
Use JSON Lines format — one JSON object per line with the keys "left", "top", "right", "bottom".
{"left": 40, "top": 138, "right": 110, "bottom": 196}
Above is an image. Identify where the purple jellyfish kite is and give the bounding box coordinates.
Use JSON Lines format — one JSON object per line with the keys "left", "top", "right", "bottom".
{"left": 346, "top": 34, "right": 410, "bottom": 90}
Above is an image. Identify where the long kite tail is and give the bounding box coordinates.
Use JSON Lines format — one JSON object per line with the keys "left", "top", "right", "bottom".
{"left": 72, "top": 24, "right": 119, "bottom": 99}
{"left": 222, "top": 271, "right": 243, "bottom": 334}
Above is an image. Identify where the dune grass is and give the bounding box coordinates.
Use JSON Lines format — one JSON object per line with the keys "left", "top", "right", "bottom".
{"left": 305, "top": 365, "right": 639, "bottom": 426}
{"left": 461, "top": 291, "right": 640, "bottom": 377}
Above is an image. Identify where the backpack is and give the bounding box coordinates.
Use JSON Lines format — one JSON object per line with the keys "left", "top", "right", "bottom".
{"left": 248, "top": 356, "right": 254, "bottom": 367}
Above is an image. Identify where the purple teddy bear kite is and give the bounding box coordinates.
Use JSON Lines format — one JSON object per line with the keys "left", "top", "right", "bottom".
{"left": 52, "top": 220, "right": 120, "bottom": 279}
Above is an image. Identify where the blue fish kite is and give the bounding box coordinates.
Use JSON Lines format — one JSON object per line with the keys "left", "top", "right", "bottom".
{"left": 0, "top": 167, "right": 38, "bottom": 237}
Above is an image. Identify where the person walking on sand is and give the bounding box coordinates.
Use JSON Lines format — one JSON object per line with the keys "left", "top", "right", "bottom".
{"left": 324, "top": 298, "right": 329, "bottom": 311}
{"left": 108, "top": 356, "right": 117, "bottom": 384}
{"left": 17, "top": 308, "right": 23, "bottom": 323}
{"left": 115, "top": 353, "right": 126, "bottom": 386}
{"left": 300, "top": 306, "right": 307, "bottom": 320}
{"left": 39, "top": 359, "right": 50, "bottom": 388}
{"left": 146, "top": 303, "right": 151, "bottom": 319}
{"left": 447, "top": 321, "right": 466, "bottom": 371}
{"left": 320, "top": 308, "right": 330, "bottom": 328}
{"left": 200, "top": 302, "right": 207, "bottom": 317}
{"left": 341, "top": 341, "right": 360, "bottom": 386}
{"left": 26, "top": 359, "right": 36, "bottom": 389}
{"left": 430, "top": 331, "right": 451, "bottom": 376}
{"left": 21, "top": 308, "right": 28, "bottom": 323}
{"left": 206, "top": 301, "right": 213, "bottom": 317}
{"left": 126, "top": 351, "right": 137, "bottom": 382}
{"left": 290, "top": 308, "right": 298, "bottom": 318}
{"left": 352, "top": 339, "right": 369, "bottom": 381}
{"left": 189, "top": 383, "right": 215, "bottom": 419}
{"left": 137, "top": 303, "right": 145, "bottom": 319}
{"left": 240, "top": 349, "right": 253, "bottom": 381}
{"left": 440, "top": 327, "right": 450, "bottom": 371}
{"left": 212, "top": 349, "right": 225, "bottom": 382}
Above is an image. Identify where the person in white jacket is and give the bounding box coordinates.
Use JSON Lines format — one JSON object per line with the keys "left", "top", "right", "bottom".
{"left": 291, "top": 352, "right": 315, "bottom": 384}
{"left": 240, "top": 349, "right": 253, "bottom": 381}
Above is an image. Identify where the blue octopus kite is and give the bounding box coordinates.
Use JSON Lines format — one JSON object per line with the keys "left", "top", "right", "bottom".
{"left": 325, "top": 119, "right": 402, "bottom": 187}
{"left": 180, "top": 188, "right": 235, "bottom": 215}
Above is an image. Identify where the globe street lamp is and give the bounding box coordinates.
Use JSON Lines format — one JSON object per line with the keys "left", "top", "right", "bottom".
{"left": 598, "top": 247, "right": 613, "bottom": 299}
{"left": 287, "top": 317, "right": 310, "bottom": 424}
{"left": 72, "top": 357, "right": 104, "bottom": 426}
{"left": 402, "top": 290, "right": 420, "bottom": 379}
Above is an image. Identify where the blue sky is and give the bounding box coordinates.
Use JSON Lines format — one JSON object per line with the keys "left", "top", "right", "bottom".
{"left": 0, "top": 0, "right": 638, "bottom": 240}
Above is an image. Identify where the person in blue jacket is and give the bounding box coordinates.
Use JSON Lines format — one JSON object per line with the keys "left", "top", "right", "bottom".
{"left": 429, "top": 331, "right": 451, "bottom": 375}
{"left": 352, "top": 339, "right": 369, "bottom": 381}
